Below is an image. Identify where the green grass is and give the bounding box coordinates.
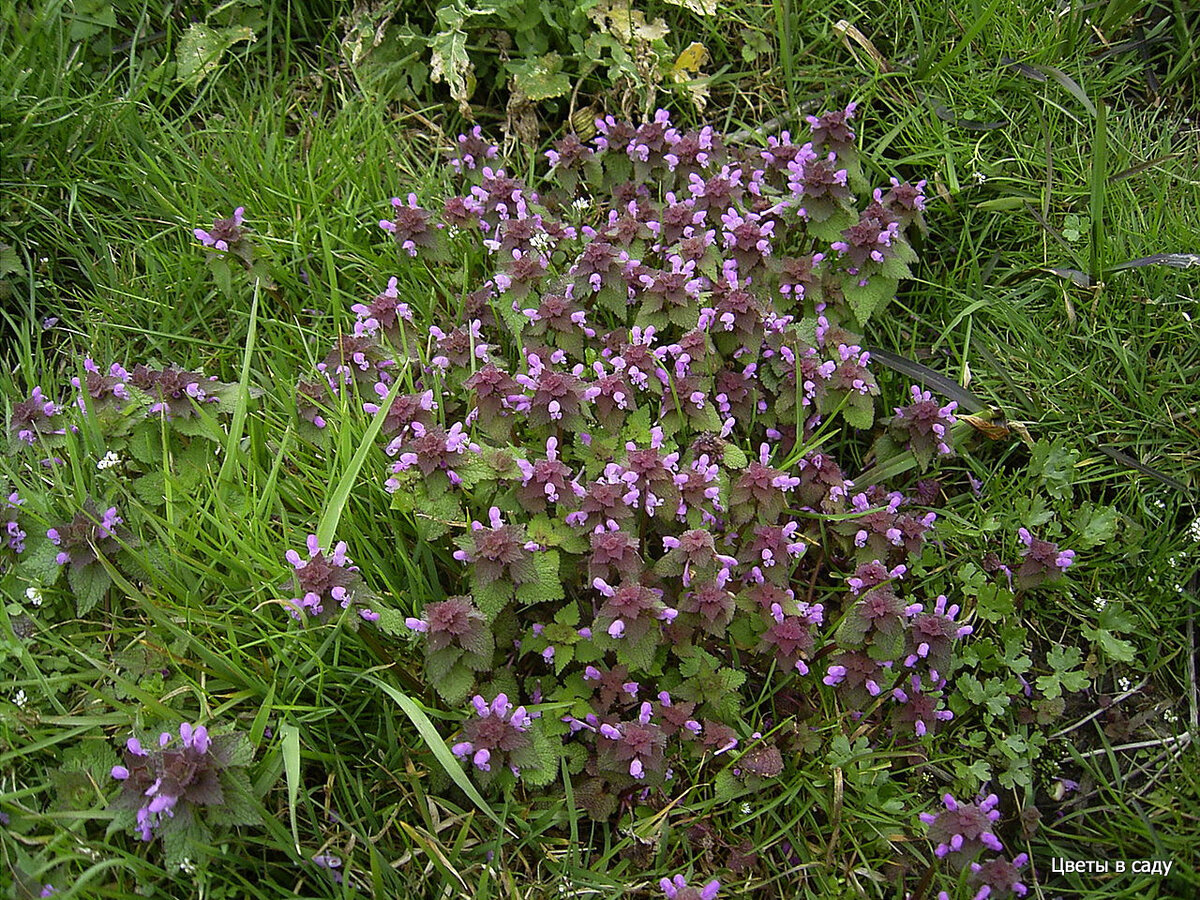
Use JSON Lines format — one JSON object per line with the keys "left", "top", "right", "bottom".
{"left": 3, "top": 1, "right": 1200, "bottom": 897}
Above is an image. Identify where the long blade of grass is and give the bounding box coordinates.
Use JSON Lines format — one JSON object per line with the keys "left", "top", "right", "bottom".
{"left": 278, "top": 721, "right": 302, "bottom": 854}
{"left": 368, "top": 676, "right": 513, "bottom": 834}
{"left": 315, "top": 374, "right": 405, "bottom": 549}
{"left": 217, "top": 282, "right": 258, "bottom": 488}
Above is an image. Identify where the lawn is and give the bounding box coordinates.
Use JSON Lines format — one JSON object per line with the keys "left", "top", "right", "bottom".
{"left": 2, "top": 2, "right": 1198, "bottom": 898}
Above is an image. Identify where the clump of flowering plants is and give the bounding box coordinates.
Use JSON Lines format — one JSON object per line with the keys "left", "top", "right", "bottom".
{"left": 330, "top": 103, "right": 1031, "bottom": 830}
{"left": 108, "top": 723, "right": 259, "bottom": 869}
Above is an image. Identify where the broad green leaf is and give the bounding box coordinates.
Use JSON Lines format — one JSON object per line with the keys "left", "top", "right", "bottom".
{"left": 509, "top": 52, "right": 571, "bottom": 100}
{"left": 176, "top": 23, "right": 257, "bottom": 89}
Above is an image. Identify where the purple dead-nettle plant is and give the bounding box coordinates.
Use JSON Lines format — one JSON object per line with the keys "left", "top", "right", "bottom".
{"left": 920, "top": 793, "right": 1005, "bottom": 859}
{"left": 453, "top": 507, "right": 540, "bottom": 587}
{"left": 349, "top": 107, "right": 1067, "bottom": 840}
{"left": 452, "top": 694, "right": 534, "bottom": 777}
{"left": 660, "top": 874, "right": 721, "bottom": 900}
{"left": 890, "top": 385, "right": 958, "bottom": 469}
{"left": 283, "top": 534, "right": 377, "bottom": 622}
{"left": 130, "top": 365, "right": 221, "bottom": 419}
{"left": 47, "top": 502, "right": 126, "bottom": 568}
{"left": 363, "top": 386, "right": 437, "bottom": 438}
{"left": 1014, "top": 528, "right": 1075, "bottom": 589}
{"left": 891, "top": 673, "right": 955, "bottom": 737}
{"left": 9, "top": 386, "right": 64, "bottom": 444}
{"left": 3, "top": 489, "right": 27, "bottom": 559}
{"left": 109, "top": 722, "right": 258, "bottom": 843}
{"left": 593, "top": 578, "right": 676, "bottom": 642}
{"left": 380, "top": 194, "right": 442, "bottom": 257}
{"left": 384, "top": 421, "right": 479, "bottom": 489}
{"left": 194, "top": 207, "right": 247, "bottom": 253}
{"left": 756, "top": 597, "right": 825, "bottom": 675}
{"left": 351, "top": 277, "right": 416, "bottom": 348}
{"left": 71, "top": 359, "right": 130, "bottom": 412}
{"left": 904, "top": 595, "right": 973, "bottom": 672}
{"left": 823, "top": 649, "right": 894, "bottom": 706}
{"left": 318, "top": 334, "right": 395, "bottom": 388}
{"left": 448, "top": 125, "right": 499, "bottom": 173}
{"left": 967, "top": 853, "right": 1030, "bottom": 900}
{"left": 595, "top": 701, "right": 669, "bottom": 781}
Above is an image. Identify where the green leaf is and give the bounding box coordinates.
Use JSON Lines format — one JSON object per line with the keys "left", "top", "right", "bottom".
{"left": 474, "top": 577, "right": 514, "bottom": 620}
{"left": 69, "top": 563, "right": 111, "bottom": 615}
{"left": 843, "top": 274, "right": 897, "bottom": 325}
{"left": 841, "top": 391, "right": 875, "bottom": 429}
{"left": 375, "top": 608, "right": 408, "bottom": 636}
{"left": 722, "top": 443, "right": 749, "bottom": 469}
{"left": 1074, "top": 502, "right": 1118, "bottom": 549}
{"left": 214, "top": 768, "right": 261, "bottom": 827}
{"left": 515, "top": 551, "right": 563, "bottom": 605}
{"left": 429, "top": 20, "right": 473, "bottom": 113}
{"left": 509, "top": 52, "right": 571, "bottom": 100}
{"left": 1081, "top": 625, "right": 1136, "bottom": 663}
{"left": 713, "top": 767, "right": 752, "bottom": 802}
{"left": 434, "top": 663, "right": 477, "bottom": 706}
{"left": 176, "top": 23, "right": 257, "bottom": 90}
{"left": 278, "top": 722, "right": 302, "bottom": 854}
{"left": 19, "top": 538, "right": 63, "bottom": 585}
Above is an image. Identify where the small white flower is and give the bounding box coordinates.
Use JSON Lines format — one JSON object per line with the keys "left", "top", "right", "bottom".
{"left": 1188, "top": 516, "right": 1200, "bottom": 542}
{"left": 972, "top": 171, "right": 987, "bottom": 184}
{"left": 1151, "top": 496, "right": 1166, "bottom": 510}
{"left": 179, "top": 858, "right": 197, "bottom": 874}
{"left": 1162, "top": 708, "right": 1180, "bottom": 724}
{"left": 1117, "top": 676, "right": 1133, "bottom": 692}
{"left": 12, "top": 689, "right": 27, "bottom": 708}
{"left": 741, "top": 802, "right": 753, "bottom": 815}
{"left": 1092, "top": 597, "right": 1108, "bottom": 611}
{"left": 571, "top": 196, "right": 593, "bottom": 211}
{"left": 530, "top": 231, "right": 554, "bottom": 253}
{"left": 96, "top": 451, "right": 121, "bottom": 471}
{"left": 25, "top": 585, "right": 44, "bottom": 607}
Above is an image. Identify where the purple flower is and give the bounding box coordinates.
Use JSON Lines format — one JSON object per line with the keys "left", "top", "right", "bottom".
{"left": 919, "top": 793, "right": 1004, "bottom": 858}
{"left": 453, "top": 693, "right": 534, "bottom": 777}
{"left": 380, "top": 194, "right": 439, "bottom": 256}
{"left": 47, "top": 501, "right": 126, "bottom": 569}
{"left": 660, "top": 874, "right": 720, "bottom": 900}
{"left": 129, "top": 365, "right": 220, "bottom": 419}
{"left": 8, "top": 386, "right": 63, "bottom": 444}
{"left": 283, "top": 534, "right": 376, "bottom": 622}
{"left": 109, "top": 722, "right": 252, "bottom": 843}
{"left": 194, "top": 207, "right": 246, "bottom": 252}
{"left": 1014, "top": 528, "right": 1075, "bottom": 589}
{"left": 968, "top": 853, "right": 1029, "bottom": 900}
{"left": 448, "top": 126, "right": 499, "bottom": 172}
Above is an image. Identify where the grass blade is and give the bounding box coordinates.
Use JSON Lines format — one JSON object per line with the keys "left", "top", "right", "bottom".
{"left": 278, "top": 721, "right": 302, "bottom": 854}
{"left": 368, "top": 676, "right": 513, "bottom": 834}
{"left": 315, "top": 374, "right": 405, "bottom": 549}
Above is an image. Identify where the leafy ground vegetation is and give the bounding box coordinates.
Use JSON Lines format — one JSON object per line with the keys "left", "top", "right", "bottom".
{"left": 2, "top": 1, "right": 1200, "bottom": 898}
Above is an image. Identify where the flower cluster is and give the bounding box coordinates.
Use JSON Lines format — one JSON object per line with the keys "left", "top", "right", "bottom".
{"left": 282, "top": 534, "right": 378, "bottom": 623}
{"left": 345, "top": 110, "right": 987, "bottom": 821}
{"left": 660, "top": 875, "right": 720, "bottom": 900}
{"left": 110, "top": 723, "right": 257, "bottom": 844}
{"left": 47, "top": 502, "right": 126, "bottom": 569}
{"left": 923, "top": 794, "right": 1031, "bottom": 899}
{"left": 890, "top": 385, "right": 958, "bottom": 469}
{"left": 1014, "top": 528, "right": 1075, "bottom": 589}
{"left": 3, "top": 488, "right": 26, "bottom": 561}
{"left": 451, "top": 694, "right": 536, "bottom": 778}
